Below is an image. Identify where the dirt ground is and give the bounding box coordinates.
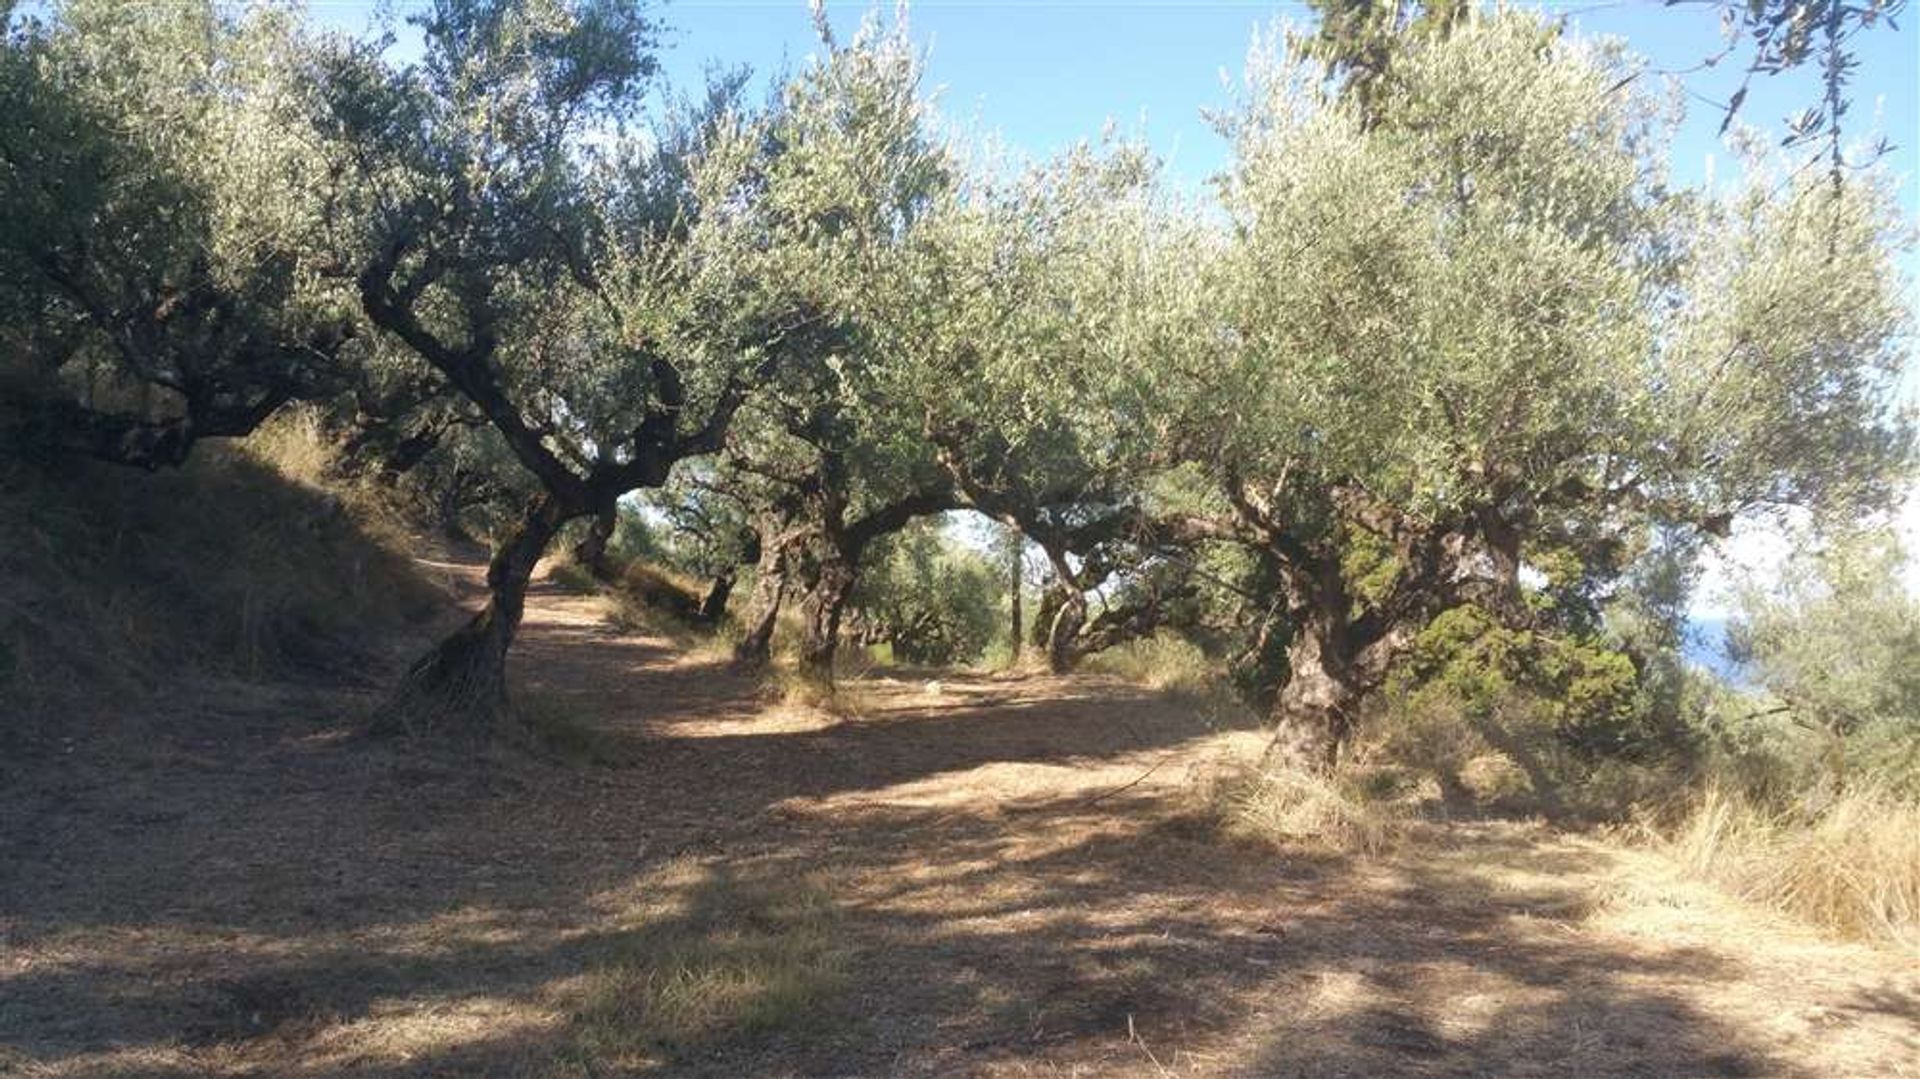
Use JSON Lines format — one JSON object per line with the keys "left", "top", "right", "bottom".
{"left": 3, "top": 564, "right": 1916, "bottom": 1078}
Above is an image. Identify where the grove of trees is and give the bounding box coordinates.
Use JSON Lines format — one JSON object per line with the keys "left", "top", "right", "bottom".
{"left": 4, "top": 0, "right": 1911, "bottom": 776}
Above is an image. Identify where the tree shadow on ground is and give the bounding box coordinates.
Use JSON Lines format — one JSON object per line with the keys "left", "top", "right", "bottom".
{"left": 2, "top": 593, "right": 1900, "bottom": 1078}
{"left": 1, "top": 771, "right": 1826, "bottom": 1079}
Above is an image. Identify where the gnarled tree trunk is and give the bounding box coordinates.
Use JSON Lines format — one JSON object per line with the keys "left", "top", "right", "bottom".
{"left": 1044, "top": 588, "right": 1088, "bottom": 674}
{"left": 734, "top": 544, "right": 787, "bottom": 668}
{"left": 571, "top": 502, "right": 619, "bottom": 581}
{"left": 374, "top": 494, "right": 572, "bottom": 740}
{"left": 796, "top": 557, "right": 856, "bottom": 687}
{"left": 1263, "top": 613, "right": 1364, "bottom": 772}
{"left": 697, "top": 572, "right": 736, "bottom": 625}
{"left": 1030, "top": 585, "right": 1063, "bottom": 651}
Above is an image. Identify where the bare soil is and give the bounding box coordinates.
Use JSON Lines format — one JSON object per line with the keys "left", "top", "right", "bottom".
{"left": 3, "top": 562, "right": 1916, "bottom": 1078}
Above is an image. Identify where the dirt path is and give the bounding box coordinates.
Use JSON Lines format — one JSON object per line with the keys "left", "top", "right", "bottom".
{"left": 3, "top": 569, "right": 1915, "bottom": 1078}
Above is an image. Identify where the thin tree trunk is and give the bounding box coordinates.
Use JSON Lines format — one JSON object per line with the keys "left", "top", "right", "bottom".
{"left": 1008, "top": 539, "right": 1023, "bottom": 665}
{"left": 375, "top": 494, "right": 573, "bottom": 740}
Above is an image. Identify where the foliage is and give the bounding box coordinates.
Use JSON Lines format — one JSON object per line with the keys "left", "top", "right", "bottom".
{"left": 0, "top": 0, "right": 1910, "bottom": 778}
{"left": 848, "top": 521, "right": 1000, "bottom": 665}
{"left": 1053, "top": 9, "right": 1916, "bottom": 762}
{"left": 1369, "top": 604, "right": 1682, "bottom": 816}
{"left": 0, "top": 0, "right": 351, "bottom": 466}
{"left": 1715, "top": 527, "right": 1920, "bottom": 796}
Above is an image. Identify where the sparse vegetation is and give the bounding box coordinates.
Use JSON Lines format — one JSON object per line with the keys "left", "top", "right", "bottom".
{"left": 1206, "top": 760, "right": 1411, "bottom": 856}
{"left": 517, "top": 690, "right": 633, "bottom": 767}
{"left": 1085, "top": 634, "right": 1254, "bottom": 724}
{"left": 0, "top": 414, "right": 441, "bottom": 747}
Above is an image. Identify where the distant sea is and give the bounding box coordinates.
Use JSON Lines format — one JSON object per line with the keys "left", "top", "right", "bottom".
{"left": 1684, "top": 616, "right": 1749, "bottom": 684}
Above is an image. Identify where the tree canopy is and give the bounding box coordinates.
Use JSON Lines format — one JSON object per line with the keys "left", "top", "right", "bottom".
{"left": 1, "top": 0, "right": 1909, "bottom": 755}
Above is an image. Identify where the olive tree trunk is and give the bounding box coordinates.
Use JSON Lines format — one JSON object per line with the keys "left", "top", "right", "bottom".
{"left": 734, "top": 544, "right": 787, "bottom": 667}
{"left": 697, "top": 573, "right": 736, "bottom": 625}
{"left": 374, "top": 495, "right": 572, "bottom": 740}
{"left": 1044, "top": 588, "right": 1088, "bottom": 674}
{"left": 1262, "top": 614, "right": 1364, "bottom": 772}
{"left": 1008, "top": 540, "right": 1023, "bottom": 664}
{"left": 796, "top": 557, "right": 856, "bottom": 687}
{"left": 572, "top": 502, "right": 619, "bottom": 581}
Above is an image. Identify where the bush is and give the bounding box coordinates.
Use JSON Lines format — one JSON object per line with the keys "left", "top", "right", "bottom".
{"left": 1363, "top": 604, "right": 1693, "bottom": 819}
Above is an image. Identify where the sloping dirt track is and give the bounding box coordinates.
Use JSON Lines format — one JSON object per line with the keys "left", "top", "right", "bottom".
{"left": 3, "top": 566, "right": 1916, "bottom": 1078}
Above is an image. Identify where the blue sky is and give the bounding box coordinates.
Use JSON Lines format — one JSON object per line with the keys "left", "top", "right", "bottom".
{"left": 629, "top": 0, "right": 1919, "bottom": 217}
{"left": 303, "top": 0, "right": 1919, "bottom": 218}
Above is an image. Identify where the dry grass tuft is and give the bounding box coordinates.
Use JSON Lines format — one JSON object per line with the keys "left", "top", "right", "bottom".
{"left": 567, "top": 867, "right": 850, "bottom": 1063}
{"left": 762, "top": 667, "right": 887, "bottom": 721}
{"left": 1084, "top": 635, "right": 1256, "bottom": 723}
{"left": 1204, "top": 761, "right": 1410, "bottom": 856}
{"left": 1662, "top": 785, "right": 1920, "bottom": 948}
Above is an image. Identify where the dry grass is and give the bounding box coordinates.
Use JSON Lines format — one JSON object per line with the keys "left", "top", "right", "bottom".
{"left": 0, "top": 411, "right": 442, "bottom": 745}
{"left": 565, "top": 865, "right": 849, "bottom": 1066}
{"left": 1203, "top": 761, "right": 1410, "bottom": 856}
{"left": 1662, "top": 785, "right": 1920, "bottom": 948}
{"left": 761, "top": 667, "right": 889, "bottom": 722}
{"left": 557, "top": 558, "right": 738, "bottom": 664}
{"left": 1084, "top": 635, "right": 1256, "bottom": 723}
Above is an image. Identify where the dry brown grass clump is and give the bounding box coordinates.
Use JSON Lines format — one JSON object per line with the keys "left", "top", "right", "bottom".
{"left": 1205, "top": 761, "right": 1410, "bottom": 856}
{"left": 565, "top": 866, "right": 850, "bottom": 1068}
{"left": 1663, "top": 785, "right": 1920, "bottom": 948}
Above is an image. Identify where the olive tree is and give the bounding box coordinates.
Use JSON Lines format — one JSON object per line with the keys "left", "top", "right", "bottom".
{"left": 1153, "top": 13, "right": 1909, "bottom": 766}
{"left": 0, "top": 0, "right": 351, "bottom": 468}
{"left": 713, "top": 13, "right": 967, "bottom": 686}
{"left": 908, "top": 140, "right": 1206, "bottom": 671}
{"left": 1727, "top": 527, "right": 1920, "bottom": 792}
{"left": 311, "top": 0, "right": 813, "bottom": 737}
